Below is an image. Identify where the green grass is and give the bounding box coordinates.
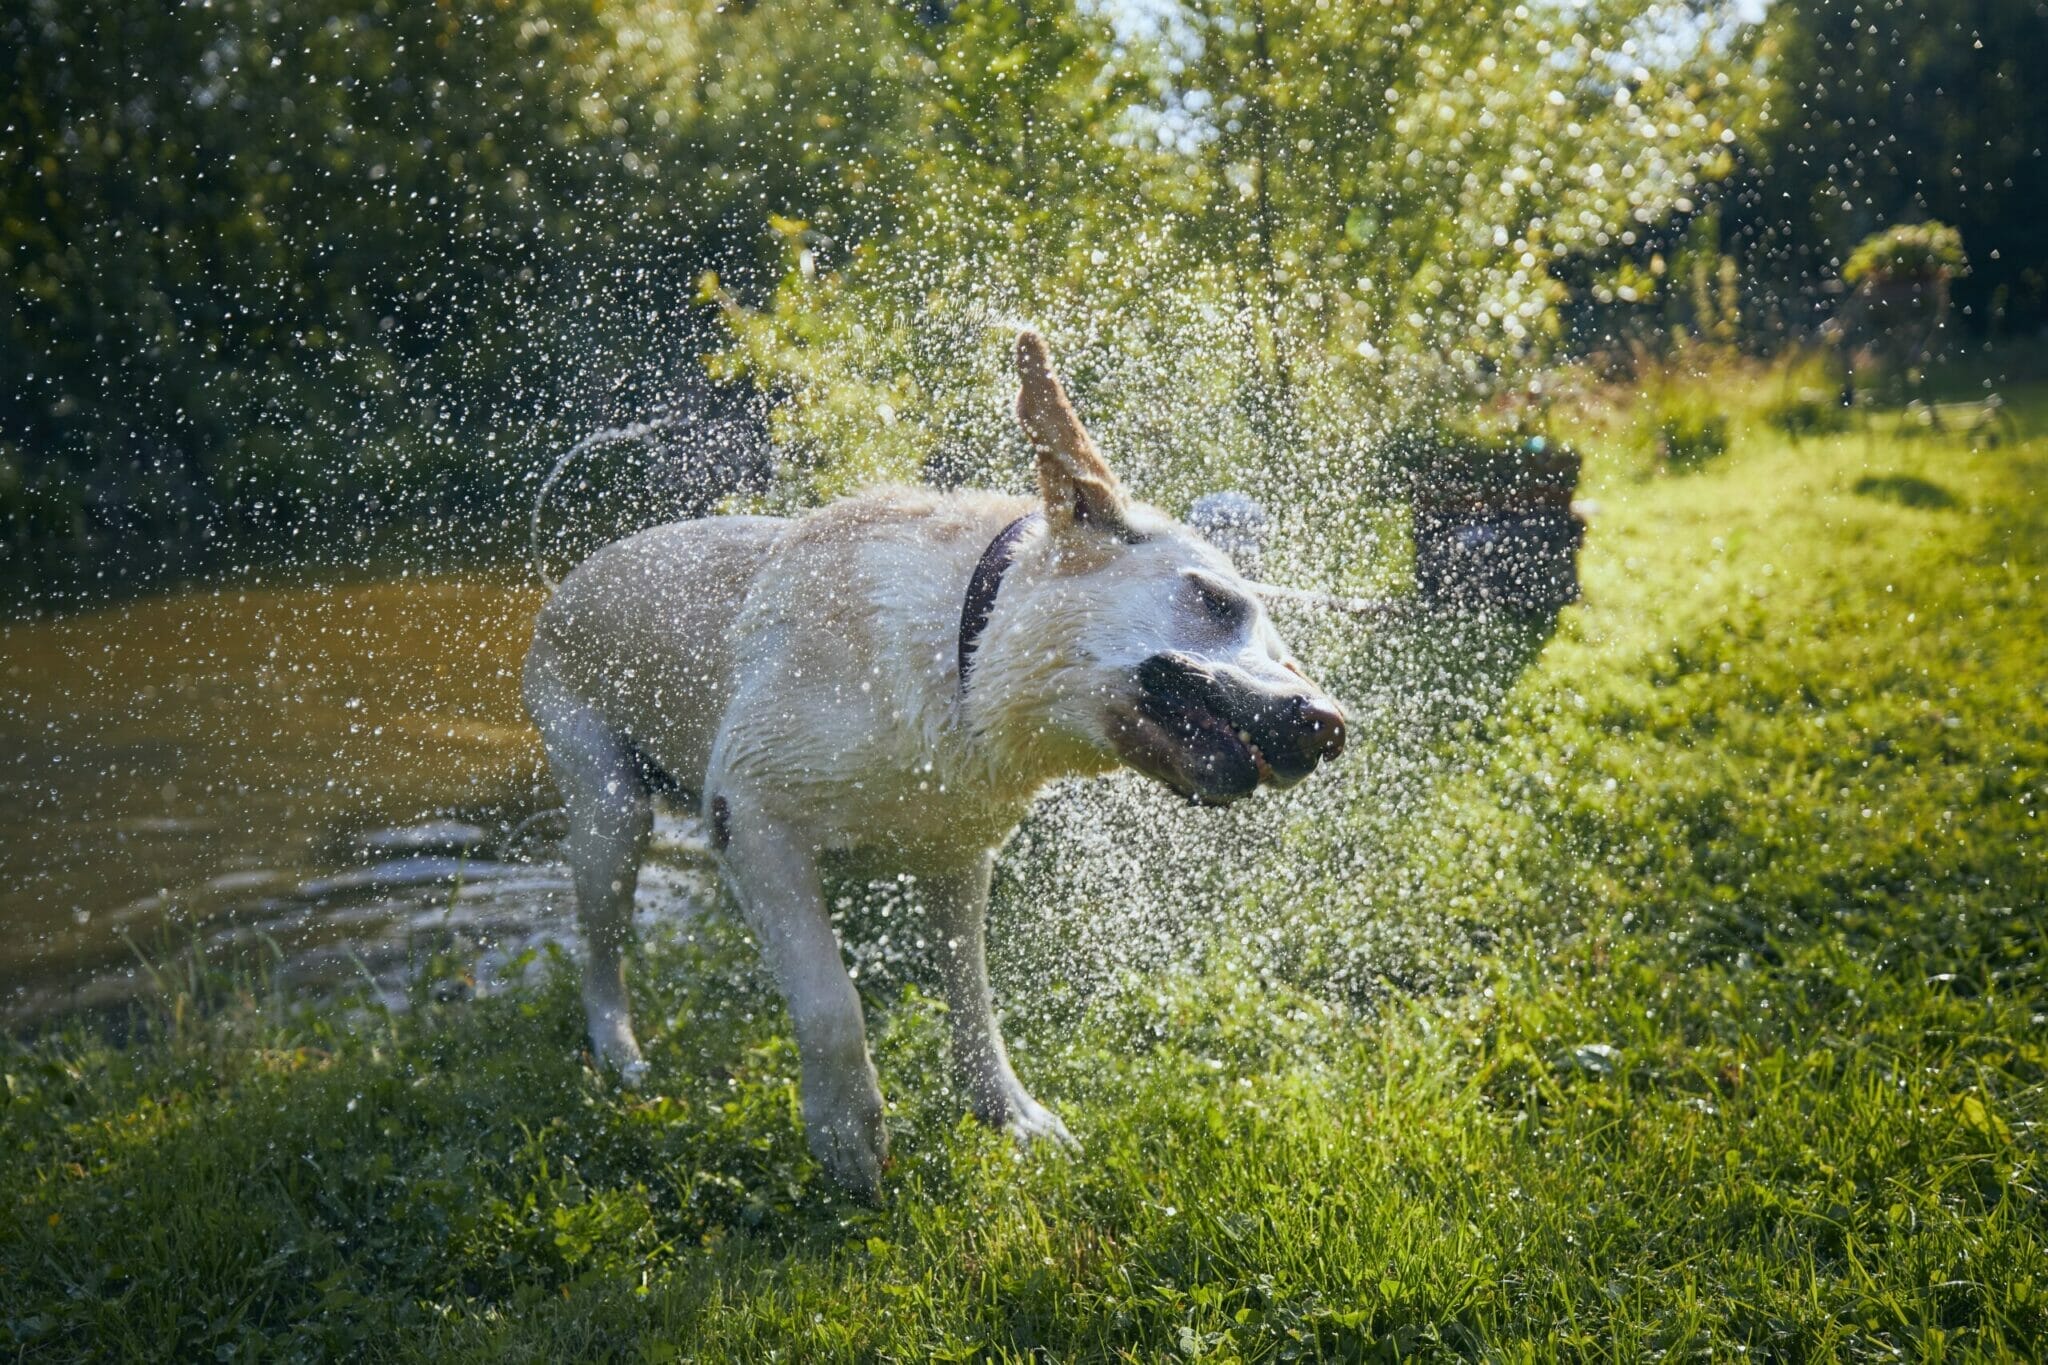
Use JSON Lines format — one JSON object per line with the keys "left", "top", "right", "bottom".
{"left": 5, "top": 373, "right": 2047, "bottom": 1361}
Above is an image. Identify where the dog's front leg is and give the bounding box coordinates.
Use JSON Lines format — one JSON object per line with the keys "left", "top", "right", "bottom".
{"left": 924, "top": 855, "right": 1075, "bottom": 1149}
{"left": 716, "top": 800, "right": 887, "bottom": 1201}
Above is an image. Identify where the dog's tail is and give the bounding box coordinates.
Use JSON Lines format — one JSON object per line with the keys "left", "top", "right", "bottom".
{"left": 529, "top": 411, "right": 689, "bottom": 590}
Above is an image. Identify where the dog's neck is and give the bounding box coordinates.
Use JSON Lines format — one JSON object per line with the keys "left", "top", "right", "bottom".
{"left": 956, "top": 511, "right": 1044, "bottom": 696}
{"left": 937, "top": 503, "right": 1117, "bottom": 805}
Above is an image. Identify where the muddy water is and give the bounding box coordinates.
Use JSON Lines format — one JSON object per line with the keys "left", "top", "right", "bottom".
{"left": 0, "top": 574, "right": 706, "bottom": 1021}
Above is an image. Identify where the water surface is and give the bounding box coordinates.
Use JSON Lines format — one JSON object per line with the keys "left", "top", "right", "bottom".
{"left": 0, "top": 573, "right": 618, "bottom": 1019}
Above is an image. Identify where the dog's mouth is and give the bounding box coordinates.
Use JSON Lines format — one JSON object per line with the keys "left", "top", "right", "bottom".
{"left": 1106, "top": 653, "right": 1346, "bottom": 807}
{"left": 1109, "top": 690, "right": 1270, "bottom": 806}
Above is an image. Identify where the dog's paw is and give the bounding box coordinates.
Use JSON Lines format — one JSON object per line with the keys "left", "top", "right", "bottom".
{"left": 807, "top": 1102, "right": 888, "bottom": 1204}
{"left": 802, "top": 1069, "right": 889, "bottom": 1203}
{"left": 586, "top": 1015, "right": 648, "bottom": 1088}
{"left": 1000, "top": 1092, "right": 1078, "bottom": 1151}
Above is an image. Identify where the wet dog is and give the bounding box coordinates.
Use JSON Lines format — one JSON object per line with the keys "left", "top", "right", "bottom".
{"left": 523, "top": 331, "right": 1346, "bottom": 1198}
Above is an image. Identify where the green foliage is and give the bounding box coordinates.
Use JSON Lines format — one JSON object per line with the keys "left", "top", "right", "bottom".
{"left": 1654, "top": 407, "right": 1730, "bottom": 468}
{"left": 1173, "top": 0, "right": 1747, "bottom": 363}
{"left": 1752, "top": 0, "right": 2043, "bottom": 328}
{"left": 5, "top": 368, "right": 2047, "bottom": 1359}
{"left": 1843, "top": 221, "right": 1971, "bottom": 288}
{"left": 712, "top": 0, "right": 1761, "bottom": 507}
{"left": 0, "top": 0, "right": 912, "bottom": 541}
{"left": 1759, "top": 348, "right": 1852, "bottom": 437}
{"left": 5, "top": 0, "right": 2043, "bottom": 552}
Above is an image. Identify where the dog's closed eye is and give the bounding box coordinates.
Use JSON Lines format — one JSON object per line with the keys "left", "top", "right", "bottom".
{"left": 1181, "top": 570, "right": 1251, "bottom": 629}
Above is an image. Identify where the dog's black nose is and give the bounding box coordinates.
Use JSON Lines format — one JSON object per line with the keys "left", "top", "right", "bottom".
{"left": 1291, "top": 693, "right": 1347, "bottom": 766}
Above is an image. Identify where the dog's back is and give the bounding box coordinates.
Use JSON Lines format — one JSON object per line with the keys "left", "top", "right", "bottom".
{"left": 527, "top": 514, "right": 787, "bottom": 796}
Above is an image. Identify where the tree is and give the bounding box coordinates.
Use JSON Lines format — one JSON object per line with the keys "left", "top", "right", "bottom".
{"left": 0, "top": 0, "right": 912, "bottom": 546}
{"left": 717, "top": 0, "right": 1758, "bottom": 509}
{"left": 1746, "top": 0, "right": 2048, "bottom": 333}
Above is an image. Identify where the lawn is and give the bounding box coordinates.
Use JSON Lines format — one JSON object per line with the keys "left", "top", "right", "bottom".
{"left": 4, "top": 368, "right": 2045, "bottom": 1361}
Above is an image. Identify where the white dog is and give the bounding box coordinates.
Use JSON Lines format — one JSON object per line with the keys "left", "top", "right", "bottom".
{"left": 523, "top": 331, "right": 1346, "bottom": 1198}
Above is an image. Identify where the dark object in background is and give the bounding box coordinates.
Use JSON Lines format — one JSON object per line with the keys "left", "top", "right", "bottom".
{"left": 1412, "top": 440, "right": 1585, "bottom": 613}
{"left": 1187, "top": 490, "right": 1270, "bottom": 580}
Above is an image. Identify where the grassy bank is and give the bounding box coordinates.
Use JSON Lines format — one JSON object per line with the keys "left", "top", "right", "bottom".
{"left": 5, "top": 387, "right": 2046, "bottom": 1361}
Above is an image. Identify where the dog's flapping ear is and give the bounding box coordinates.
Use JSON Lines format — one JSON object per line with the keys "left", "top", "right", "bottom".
{"left": 1016, "top": 330, "right": 1130, "bottom": 535}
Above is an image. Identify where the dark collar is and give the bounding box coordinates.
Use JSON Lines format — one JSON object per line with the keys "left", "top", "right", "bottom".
{"left": 957, "top": 511, "right": 1044, "bottom": 693}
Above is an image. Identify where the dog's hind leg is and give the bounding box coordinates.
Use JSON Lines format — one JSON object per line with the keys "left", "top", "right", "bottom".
{"left": 923, "top": 855, "right": 1075, "bottom": 1149}
{"left": 525, "top": 648, "right": 653, "bottom": 1085}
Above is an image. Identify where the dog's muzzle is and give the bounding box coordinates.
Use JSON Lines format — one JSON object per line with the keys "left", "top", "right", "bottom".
{"left": 1111, "top": 651, "right": 1347, "bottom": 805}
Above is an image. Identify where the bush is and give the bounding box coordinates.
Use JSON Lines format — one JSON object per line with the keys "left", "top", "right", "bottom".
{"left": 0, "top": 0, "right": 911, "bottom": 547}
{"left": 1843, "top": 221, "right": 1969, "bottom": 288}
{"left": 1761, "top": 388, "right": 1850, "bottom": 437}
{"left": 1656, "top": 411, "right": 1730, "bottom": 467}
{"left": 1639, "top": 372, "right": 1734, "bottom": 469}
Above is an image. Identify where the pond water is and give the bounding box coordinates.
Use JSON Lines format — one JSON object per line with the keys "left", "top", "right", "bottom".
{"left": 0, "top": 573, "right": 712, "bottom": 1022}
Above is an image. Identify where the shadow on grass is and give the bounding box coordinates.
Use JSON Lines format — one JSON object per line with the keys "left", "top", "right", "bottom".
{"left": 1853, "top": 473, "right": 1959, "bottom": 509}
